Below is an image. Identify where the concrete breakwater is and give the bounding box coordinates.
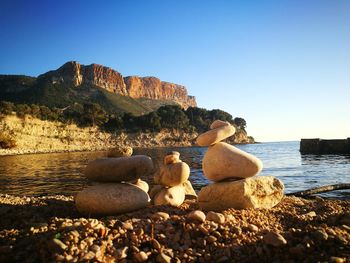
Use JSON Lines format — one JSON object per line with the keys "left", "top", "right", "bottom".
{"left": 300, "top": 138, "right": 350, "bottom": 154}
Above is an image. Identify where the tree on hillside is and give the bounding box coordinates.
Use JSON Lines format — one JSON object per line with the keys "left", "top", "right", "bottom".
{"left": 30, "top": 104, "right": 41, "bottom": 118}
{"left": 233, "top": 117, "right": 247, "bottom": 130}
{"left": 16, "top": 104, "right": 32, "bottom": 118}
{"left": 143, "top": 111, "right": 161, "bottom": 131}
{"left": 156, "top": 105, "right": 189, "bottom": 129}
{"left": 185, "top": 107, "right": 208, "bottom": 132}
{"left": 0, "top": 101, "right": 15, "bottom": 115}
{"left": 209, "top": 109, "right": 233, "bottom": 123}
{"left": 103, "top": 114, "right": 124, "bottom": 132}
{"left": 82, "top": 103, "right": 108, "bottom": 126}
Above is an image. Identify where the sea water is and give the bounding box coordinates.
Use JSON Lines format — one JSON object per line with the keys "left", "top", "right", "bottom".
{"left": 0, "top": 141, "right": 349, "bottom": 198}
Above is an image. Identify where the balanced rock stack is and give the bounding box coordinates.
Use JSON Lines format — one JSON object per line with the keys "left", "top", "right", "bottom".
{"left": 197, "top": 120, "right": 284, "bottom": 211}
{"left": 150, "top": 151, "right": 196, "bottom": 207}
{"left": 75, "top": 149, "right": 153, "bottom": 215}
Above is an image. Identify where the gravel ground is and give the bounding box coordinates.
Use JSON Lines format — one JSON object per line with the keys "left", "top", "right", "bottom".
{"left": 0, "top": 194, "right": 349, "bottom": 263}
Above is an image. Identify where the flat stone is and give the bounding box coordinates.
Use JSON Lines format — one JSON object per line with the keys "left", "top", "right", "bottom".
{"left": 198, "top": 176, "right": 284, "bottom": 211}
{"left": 75, "top": 183, "right": 150, "bottom": 215}
{"left": 154, "top": 162, "right": 190, "bottom": 187}
{"left": 84, "top": 155, "right": 153, "bottom": 182}
{"left": 153, "top": 185, "right": 185, "bottom": 207}
{"left": 210, "top": 120, "right": 230, "bottom": 129}
{"left": 183, "top": 180, "right": 197, "bottom": 196}
{"left": 202, "top": 142, "right": 263, "bottom": 181}
{"left": 196, "top": 123, "right": 236, "bottom": 146}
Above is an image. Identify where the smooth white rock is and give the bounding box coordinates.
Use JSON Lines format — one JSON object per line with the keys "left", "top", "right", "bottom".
{"left": 75, "top": 183, "right": 150, "bottom": 215}
{"left": 196, "top": 123, "right": 235, "bottom": 146}
{"left": 154, "top": 162, "right": 190, "bottom": 187}
{"left": 210, "top": 120, "right": 231, "bottom": 129}
{"left": 153, "top": 185, "right": 186, "bottom": 207}
{"left": 203, "top": 142, "right": 263, "bottom": 181}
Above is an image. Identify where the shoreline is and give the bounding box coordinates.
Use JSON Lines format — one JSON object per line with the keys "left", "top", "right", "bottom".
{"left": 0, "top": 115, "right": 255, "bottom": 157}
{"left": 0, "top": 142, "right": 255, "bottom": 157}
{"left": 0, "top": 194, "right": 349, "bottom": 262}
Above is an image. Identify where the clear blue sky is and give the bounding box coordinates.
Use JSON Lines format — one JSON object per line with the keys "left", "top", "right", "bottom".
{"left": 1, "top": 0, "right": 349, "bottom": 142}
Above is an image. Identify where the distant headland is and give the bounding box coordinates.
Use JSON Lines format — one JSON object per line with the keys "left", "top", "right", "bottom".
{"left": 0, "top": 61, "right": 254, "bottom": 155}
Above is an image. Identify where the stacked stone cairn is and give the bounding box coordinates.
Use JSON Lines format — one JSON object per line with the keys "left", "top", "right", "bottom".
{"left": 196, "top": 120, "right": 284, "bottom": 211}
{"left": 149, "top": 151, "right": 197, "bottom": 207}
{"left": 75, "top": 146, "right": 153, "bottom": 215}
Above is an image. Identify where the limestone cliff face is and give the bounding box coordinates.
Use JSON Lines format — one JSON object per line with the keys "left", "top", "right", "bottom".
{"left": 39, "top": 61, "right": 196, "bottom": 109}
{"left": 39, "top": 61, "right": 127, "bottom": 95}
{"left": 124, "top": 76, "right": 197, "bottom": 109}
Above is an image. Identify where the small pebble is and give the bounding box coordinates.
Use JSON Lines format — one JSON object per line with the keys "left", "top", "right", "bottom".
{"left": 312, "top": 230, "right": 328, "bottom": 241}
{"left": 134, "top": 251, "right": 148, "bottom": 262}
{"left": 248, "top": 224, "right": 259, "bottom": 232}
{"left": 330, "top": 257, "right": 345, "bottom": 263}
{"left": 341, "top": 225, "right": 350, "bottom": 231}
{"left": 52, "top": 238, "right": 67, "bottom": 251}
{"left": 152, "top": 212, "right": 170, "bottom": 221}
{"left": 156, "top": 252, "right": 172, "bottom": 263}
{"left": 207, "top": 235, "right": 217, "bottom": 243}
{"left": 152, "top": 239, "right": 162, "bottom": 251}
{"left": 116, "top": 246, "right": 128, "bottom": 260}
{"left": 225, "top": 214, "right": 235, "bottom": 221}
{"left": 82, "top": 251, "right": 95, "bottom": 260}
{"left": 188, "top": 210, "right": 206, "bottom": 223}
{"left": 207, "top": 211, "right": 225, "bottom": 224}
{"left": 263, "top": 231, "right": 287, "bottom": 247}
{"left": 122, "top": 222, "right": 133, "bottom": 230}
{"left": 304, "top": 211, "right": 317, "bottom": 217}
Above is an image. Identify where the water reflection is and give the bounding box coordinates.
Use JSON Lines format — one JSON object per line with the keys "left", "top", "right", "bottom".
{"left": 0, "top": 142, "right": 349, "bottom": 198}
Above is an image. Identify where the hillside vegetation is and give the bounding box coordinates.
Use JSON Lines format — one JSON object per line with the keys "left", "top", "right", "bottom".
{"left": 0, "top": 75, "right": 173, "bottom": 116}
{"left": 0, "top": 101, "right": 249, "bottom": 134}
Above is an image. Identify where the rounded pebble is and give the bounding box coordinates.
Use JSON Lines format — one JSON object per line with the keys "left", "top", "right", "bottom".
{"left": 206, "top": 211, "right": 225, "bottom": 224}
{"left": 188, "top": 210, "right": 206, "bottom": 223}
{"left": 263, "top": 231, "right": 287, "bottom": 247}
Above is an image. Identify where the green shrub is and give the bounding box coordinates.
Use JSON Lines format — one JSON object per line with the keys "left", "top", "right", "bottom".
{"left": 0, "top": 133, "right": 17, "bottom": 149}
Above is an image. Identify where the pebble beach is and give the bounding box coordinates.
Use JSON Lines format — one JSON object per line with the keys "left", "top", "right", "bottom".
{"left": 0, "top": 194, "right": 349, "bottom": 262}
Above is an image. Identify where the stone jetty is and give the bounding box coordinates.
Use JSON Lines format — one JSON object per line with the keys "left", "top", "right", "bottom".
{"left": 300, "top": 138, "right": 350, "bottom": 154}
{"left": 197, "top": 120, "right": 284, "bottom": 211}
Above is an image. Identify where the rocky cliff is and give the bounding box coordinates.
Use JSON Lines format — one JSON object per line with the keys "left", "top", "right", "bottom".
{"left": 124, "top": 76, "right": 196, "bottom": 109}
{"left": 39, "top": 61, "right": 196, "bottom": 109}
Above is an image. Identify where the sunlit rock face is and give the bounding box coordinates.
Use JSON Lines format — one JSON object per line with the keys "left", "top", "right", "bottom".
{"left": 124, "top": 76, "right": 197, "bottom": 109}
{"left": 38, "top": 61, "right": 197, "bottom": 109}
{"left": 39, "top": 61, "right": 127, "bottom": 94}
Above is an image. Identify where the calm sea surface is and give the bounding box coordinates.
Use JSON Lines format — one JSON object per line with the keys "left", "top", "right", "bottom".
{"left": 0, "top": 141, "right": 349, "bottom": 199}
